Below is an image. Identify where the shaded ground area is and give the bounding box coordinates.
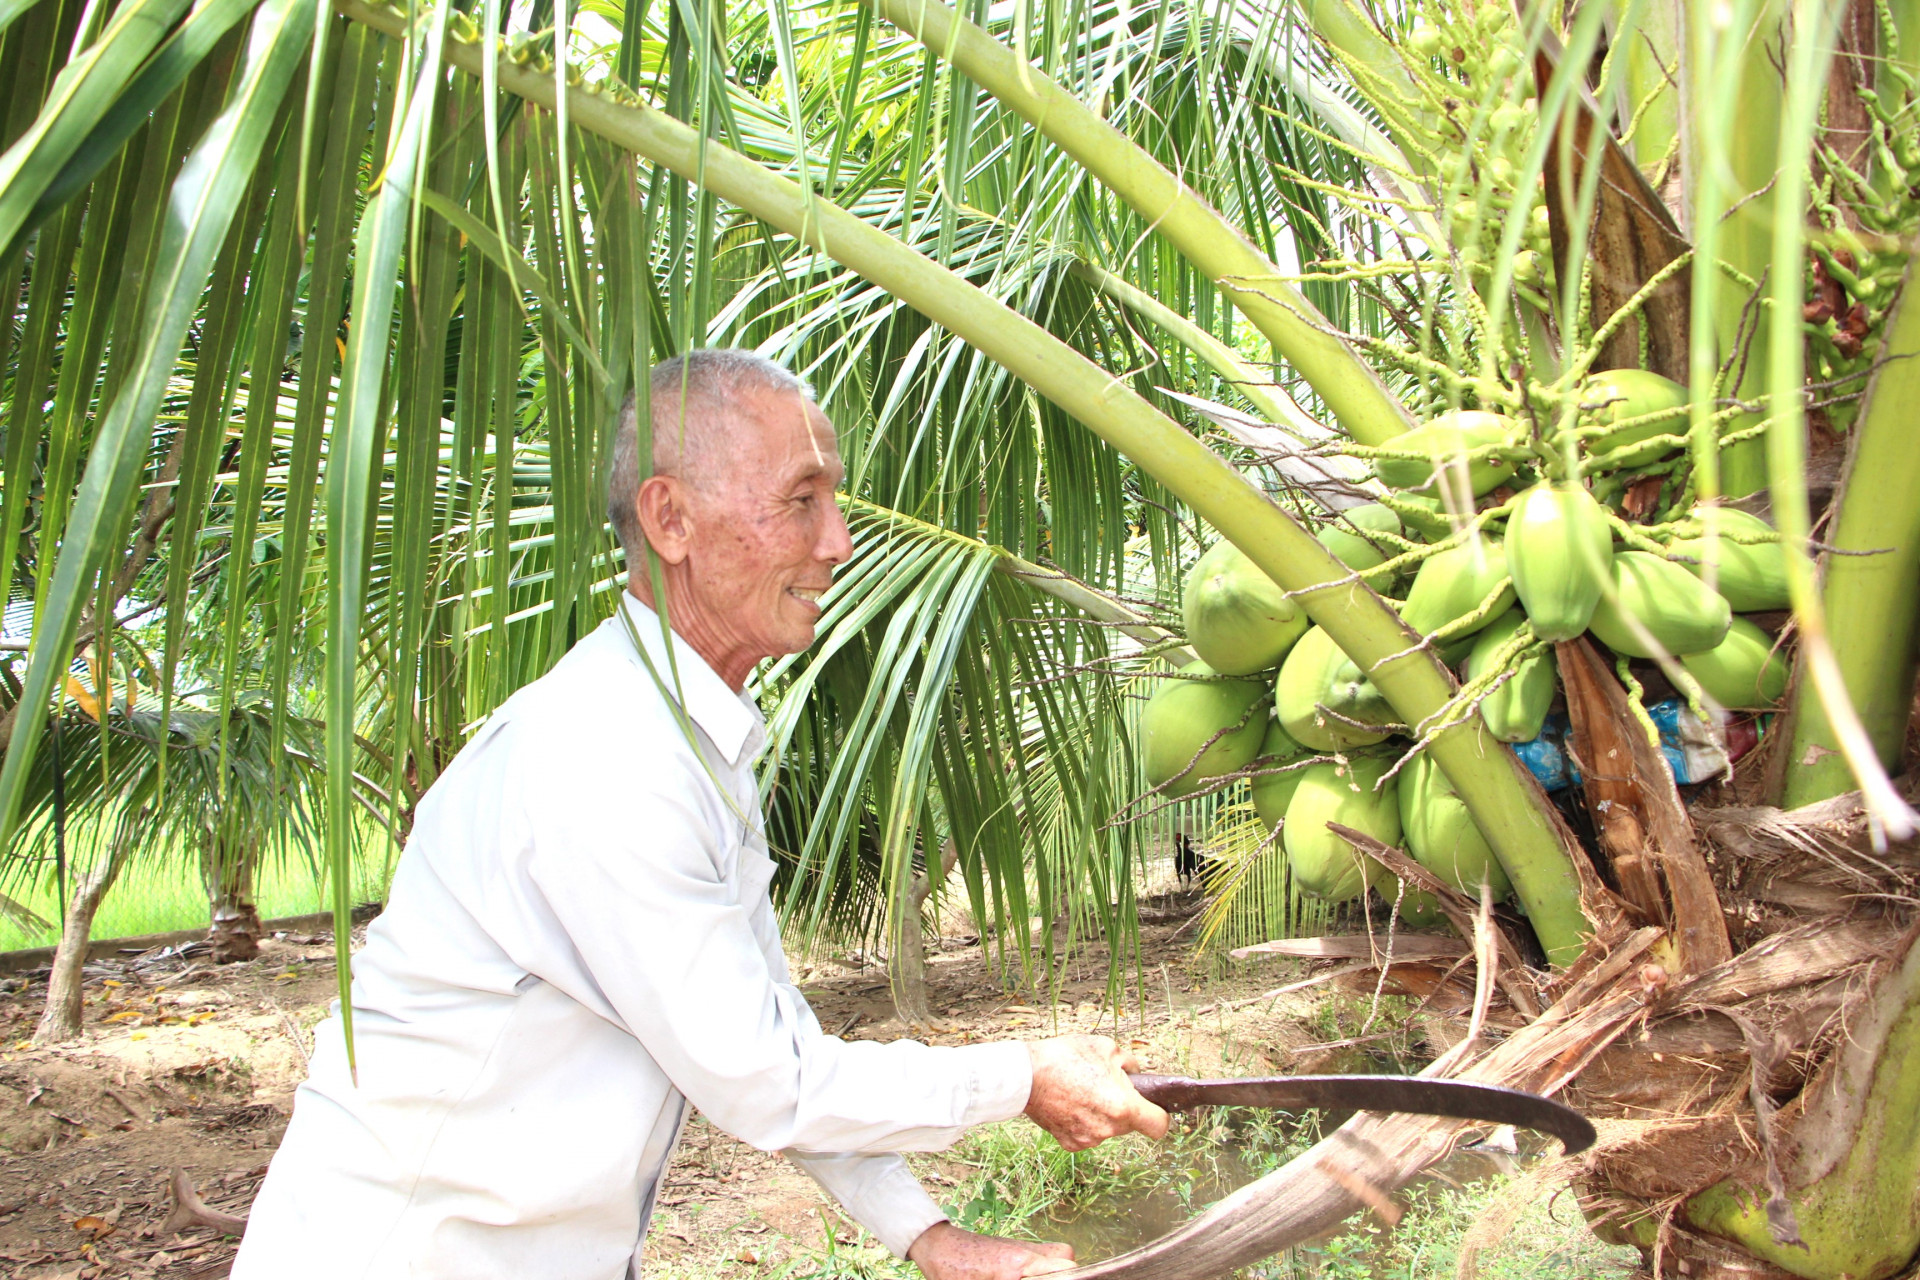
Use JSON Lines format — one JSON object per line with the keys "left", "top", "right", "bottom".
{"left": 0, "top": 882, "right": 1630, "bottom": 1280}
{"left": 0, "top": 933, "right": 329, "bottom": 1279}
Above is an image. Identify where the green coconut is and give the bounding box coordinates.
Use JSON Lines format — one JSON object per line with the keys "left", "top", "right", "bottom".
{"left": 1588, "top": 550, "right": 1733, "bottom": 659}
{"left": 1284, "top": 755, "right": 1400, "bottom": 902}
{"left": 1250, "top": 719, "right": 1312, "bottom": 832}
{"left": 1667, "top": 506, "right": 1791, "bottom": 612}
{"left": 1581, "top": 368, "right": 1689, "bottom": 455}
{"left": 1182, "top": 538, "right": 1311, "bottom": 675}
{"left": 1315, "top": 503, "right": 1403, "bottom": 577}
{"left": 1142, "top": 663, "right": 1269, "bottom": 797}
{"left": 1374, "top": 411, "right": 1520, "bottom": 497}
{"left": 1394, "top": 888, "right": 1449, "bottom": 929}
{"left": 1399, "top": 754, "right": 1513, "bottom": 899}
{"left": 1275, "top": 626, "right": 1397, "bottom": 752}
{"left": 1504, "top": 483, "right": 1615, "bottom": 642}
{"left": 1679, "top": 617, "right": 1791, "bottom": 710}
{"left": 1401, "top": 539, "right": 1516, "bottom": 639}
{"left": 1466, "top": 611, "right": 1555, "bottom": 743}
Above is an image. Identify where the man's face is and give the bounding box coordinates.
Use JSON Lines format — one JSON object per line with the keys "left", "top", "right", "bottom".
{"left": 681, "top": 387, "right": 852, "bottom": 667}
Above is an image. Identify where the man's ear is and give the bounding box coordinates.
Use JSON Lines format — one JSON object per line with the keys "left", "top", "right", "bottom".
{"left": 635, "top": 474, "right": 695, "bottom": 565}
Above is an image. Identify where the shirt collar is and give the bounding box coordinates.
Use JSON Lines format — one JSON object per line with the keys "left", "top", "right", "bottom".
{"left": 616, "top": 594, "right": 766, "bottom": 768}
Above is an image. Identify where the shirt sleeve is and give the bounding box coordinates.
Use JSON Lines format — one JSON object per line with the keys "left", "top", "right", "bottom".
{"left": 516, "top": 742, "right": 1033, "bottom": 1157}
{"left": 752, "top": 905, "right": 952, "bottom": 1261}
{"left": 785, "top": 1152, "right": 948, "bottom": 1259}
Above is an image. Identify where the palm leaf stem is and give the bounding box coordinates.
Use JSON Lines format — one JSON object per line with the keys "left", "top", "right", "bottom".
{"left": 1699, "top": 0, "right": 1785, "bottom": 498}
{"left": 1068, "top": 259, "right": 1325, "bottom": 441}
{"left": 1769, "top": 5, "right": 1917, "bottom": 834}
{"left": 846, "top": 496, "right": 1193, "bottom": 660}
{"left": 1784, "top": 263, "right": 1920, "bottom": 806}
{"left": 860, "top": 0, "right": 1414, "bottom": 448}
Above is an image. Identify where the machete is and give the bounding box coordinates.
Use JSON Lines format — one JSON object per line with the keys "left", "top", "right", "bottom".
{"left": 1128, "top": 1073, "right": 1595, "bottom": 1154}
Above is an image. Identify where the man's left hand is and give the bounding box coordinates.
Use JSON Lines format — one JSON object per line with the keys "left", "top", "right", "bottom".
{"left": 907, "top": 1221, "right": 1075, "bottom": 1280}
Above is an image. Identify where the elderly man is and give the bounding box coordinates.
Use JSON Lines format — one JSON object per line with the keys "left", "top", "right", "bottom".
{"left": 234, "top": 349, "right": 1168, "bottom": 1280}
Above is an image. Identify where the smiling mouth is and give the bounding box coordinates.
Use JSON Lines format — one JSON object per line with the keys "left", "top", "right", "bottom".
{"left": 787, "top": 586, "right": 825, "bottom": 607}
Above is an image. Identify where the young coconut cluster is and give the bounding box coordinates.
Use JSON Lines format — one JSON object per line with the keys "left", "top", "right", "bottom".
{"left": 1346, "top": 366, "right": 1796, "bottom": 733}
{"left": 1142, "top": 366, "right": 1795, "bottom": 928}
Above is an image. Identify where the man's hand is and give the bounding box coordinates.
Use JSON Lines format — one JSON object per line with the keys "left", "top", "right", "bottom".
{"left": 907, "top": 1221, "right": 1075, "bottom": 1280}
{"left": 1024, "top": 1035, "right": 1170, "bottom": 1152}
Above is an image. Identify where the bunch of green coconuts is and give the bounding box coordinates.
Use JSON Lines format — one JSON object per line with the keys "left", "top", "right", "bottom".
{"left": 1142, "top": 368, "right": 1792, "bottom": 923}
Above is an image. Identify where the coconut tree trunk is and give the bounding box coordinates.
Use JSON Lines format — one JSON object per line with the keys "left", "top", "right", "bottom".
{"left": 891, "top": 838, "right": 960, "bottom": 1029}
{"left": 33, "top": 824, "right": 135, "bottom": 1045}
{"left": 207, "top": 831, "right": 262, "bottom": 963}
{"left": 1678, "top": 922, "right": 1920, "bottom": 1278}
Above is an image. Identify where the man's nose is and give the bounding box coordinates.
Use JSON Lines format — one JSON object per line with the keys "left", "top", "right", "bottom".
{"left": 821, "top": 497, "right": 854, "bottom": 567}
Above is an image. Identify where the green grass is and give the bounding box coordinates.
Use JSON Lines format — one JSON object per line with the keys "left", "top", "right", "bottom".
{"left": 0, "top": 821, "right": 392, "bottom": 951}
{"left": 1266, "top": 1176, "right": 1640, "bottom": 1279}
{"left": 936, "top": 1105, "right": 1321, "bottom": 1238}
{"left": 1300, "top": 992, "right": 1427, "bottom": 1073}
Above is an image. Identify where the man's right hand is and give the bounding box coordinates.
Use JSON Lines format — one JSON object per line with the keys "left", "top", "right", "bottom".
{"left": 908, "top": 1222, "right": 1074, "bottom": 1280}
{"left": 1023, "top": 1035, "right": 1169, "bottom": 1152}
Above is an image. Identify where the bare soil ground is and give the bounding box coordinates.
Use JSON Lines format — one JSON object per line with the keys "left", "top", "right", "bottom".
{"left": 0, "top": 886, "right": 1419, "bottom": 1280}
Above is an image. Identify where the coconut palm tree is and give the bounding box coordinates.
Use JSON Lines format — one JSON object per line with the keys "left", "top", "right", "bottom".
{"left": 0, "top": 0, "right": 1916, "bottom": 1271}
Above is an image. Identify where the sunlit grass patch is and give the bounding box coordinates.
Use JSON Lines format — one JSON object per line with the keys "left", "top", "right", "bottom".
{"left": 0, "top": 821, "right": 391, "bottom": 951}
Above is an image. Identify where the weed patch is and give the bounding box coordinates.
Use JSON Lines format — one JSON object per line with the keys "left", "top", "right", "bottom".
{"left": 1255, "top": 1174, "right": 1640, "bottom": 1278}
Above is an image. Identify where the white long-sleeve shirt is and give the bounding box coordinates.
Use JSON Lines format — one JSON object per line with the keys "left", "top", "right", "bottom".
{"left": 233, "top": 595, "right": 1033, "bottom": 1279}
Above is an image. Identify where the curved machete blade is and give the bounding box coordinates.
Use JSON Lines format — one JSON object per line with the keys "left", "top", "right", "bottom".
{"left": 1128, "top": 1073, "right": 1595, "bottom": 1155}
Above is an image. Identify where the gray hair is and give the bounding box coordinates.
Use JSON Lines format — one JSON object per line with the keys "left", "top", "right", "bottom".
{"left": 606, "top": 348, "right": 812, "bottom": 561}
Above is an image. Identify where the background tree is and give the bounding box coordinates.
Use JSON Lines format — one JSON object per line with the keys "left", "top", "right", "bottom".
{"left": 13, "top": 688, "right": 334, "bottom": 1042}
